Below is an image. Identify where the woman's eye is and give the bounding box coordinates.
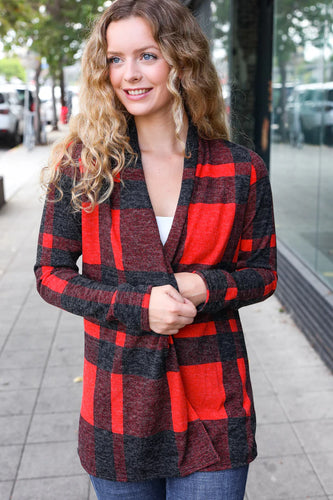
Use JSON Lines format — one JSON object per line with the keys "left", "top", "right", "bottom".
{"left": 108, "top": 56, "right": 121, "bottom": 64}
{"left": 142, "top": 53, "right": 157, "bottom": 61}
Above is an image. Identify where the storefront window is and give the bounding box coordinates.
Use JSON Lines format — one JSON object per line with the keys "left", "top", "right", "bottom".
{"left": 271, "top": 0, "right": 333, "bottom": 289}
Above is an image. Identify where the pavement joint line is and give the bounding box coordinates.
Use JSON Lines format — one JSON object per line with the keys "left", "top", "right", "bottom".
{"left": 13, "top": 472, "right": 87, "bottom": 481}
{"left": 250, "top": 341, "right": 299, "bottom": 425}
{"left": 9, "top": 307, "right": 63, "bottom": 499}
{"left": 251, "top": 358, "right": 330, "bottom": 490}
{"left": 12, "top": 439, "right": 78, "bottom": 446}
{"left": 257, "top": 417, "right": 333, "bottom": 425}
{"left": 308, "top": 452, "right": 333, "bottom": 494}
{"left": 0, "top": 282, "right": 35, "bottom": 358}
{"left": 0, "top": 222, "right": 40, "bottom": 285}
{"left": 289, "top": 419, "right": 330, "bottom": 497}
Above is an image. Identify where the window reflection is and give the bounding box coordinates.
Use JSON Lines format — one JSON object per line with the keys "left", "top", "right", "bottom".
{"left": 271, "top": 0, "right": 333, "bottom": 289}
{"left": 211, "top": 0, "right": 231, "bottom": 111}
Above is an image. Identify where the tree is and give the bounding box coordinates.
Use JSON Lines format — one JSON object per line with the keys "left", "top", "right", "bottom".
{"left": 0, "top": 57, "right": 26, "bottom": 82}
{"left": 0, "top": 0, "right": 35, "bottom": 37}
{"left": 13, "top": 1, "right": 108, "bottom": 136}
{"left": 211, "top": 0, "right": 230, "bottom": 51}
{"left": 7, "top": 1, "right": 108, "bottom": 140}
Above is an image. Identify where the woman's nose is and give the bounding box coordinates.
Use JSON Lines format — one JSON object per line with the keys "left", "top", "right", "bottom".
{"left": 124, "top": 60, "right": 142, "bottom": 82}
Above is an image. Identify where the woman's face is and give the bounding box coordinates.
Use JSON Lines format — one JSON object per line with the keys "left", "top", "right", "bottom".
{"left": 106, "top": 16, "right": 173, "bottom": 120}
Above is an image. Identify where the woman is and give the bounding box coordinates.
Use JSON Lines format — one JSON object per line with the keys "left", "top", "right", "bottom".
{"left": 34, "top": 0, "right": 277, "bottom": 498}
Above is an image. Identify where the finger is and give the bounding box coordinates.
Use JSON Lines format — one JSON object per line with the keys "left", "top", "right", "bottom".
{"left": 166, "top": 287, "right": 186, "bottom": 303}
{"left": 177, "top": 316, "right": 194, "bottom": 328}
{"left": 168, "top": 329, "right": 179, "bottom": 335}
{"left": 183, "top": 297, "right": 197, "bottom": 313}
{"left": 158, "top": 329, "right": 179, "bottom": 336}
{"left": 177, "top": 302, "right": 197, "bottom": 318}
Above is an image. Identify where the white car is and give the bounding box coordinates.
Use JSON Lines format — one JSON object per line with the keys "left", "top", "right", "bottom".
{"left": 39, "top": 86, "right": 61, "bottom": 125}
{"left": 287, "top": 82, "right": 333, "bottom": 145}
{"left": 0, "top": 85, "right": 24, "bottom": 146}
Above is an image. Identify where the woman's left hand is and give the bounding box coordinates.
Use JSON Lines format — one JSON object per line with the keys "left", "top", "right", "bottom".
{"left": 174, "top": 272, "right": 207, "bottom": 307}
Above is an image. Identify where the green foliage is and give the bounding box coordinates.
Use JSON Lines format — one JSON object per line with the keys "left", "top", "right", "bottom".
{"left": 0, "top": 57, "right": 26, "bottom": 81}
{"left": 14, "top": 0, "right": 108, "bottom": 78}
{"left": 1, "top": 1, "right": 108, "bottom": 139}
{"left": 0, "top": 0, "right": 38, "bottom": 37}
{"left": 275, "top": 0, "right": 333, "bottom": 67}
{"left": 211, "top": 0, "right": 230, "bottom": 47}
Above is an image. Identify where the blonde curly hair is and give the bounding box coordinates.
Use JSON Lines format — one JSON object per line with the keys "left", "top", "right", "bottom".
{"left": 45, "top": 0, "right": 230, "bottom": 211}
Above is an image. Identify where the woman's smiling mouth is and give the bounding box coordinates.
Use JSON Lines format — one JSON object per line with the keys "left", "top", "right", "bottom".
{"left": 125, "top": 88, "right": 152, "bottom": 96}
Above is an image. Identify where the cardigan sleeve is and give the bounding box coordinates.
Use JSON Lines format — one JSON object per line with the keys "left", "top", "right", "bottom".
{"left": 34, "top": 172, "right": 152, "bottom": 332}
{"left": 195, "top": 153, "right": 277, "bottom": 312}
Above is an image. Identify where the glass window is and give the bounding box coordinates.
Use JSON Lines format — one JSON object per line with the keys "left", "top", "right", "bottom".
{"left": 270, "top": 0, "right": 333, "bottom": 289}
{"left": 210, "top": 0, "right": 231, "bottom": 109}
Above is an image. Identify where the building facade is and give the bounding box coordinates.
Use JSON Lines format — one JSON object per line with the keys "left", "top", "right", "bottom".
{"left": 186, "top": 0, "right": 333, "bottom": 370}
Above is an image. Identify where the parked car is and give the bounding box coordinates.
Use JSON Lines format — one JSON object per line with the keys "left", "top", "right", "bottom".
{"left": 286, "top": 82, "right": 333, "bottom": 145}
{"left": 39, "top": 86, "right": 61, "bottom": 125}
{"left": 0, "top": 85, "right": 24, "bottom": 146}
{"left": 15, "top": 85, "right": 35, "bottom": 113}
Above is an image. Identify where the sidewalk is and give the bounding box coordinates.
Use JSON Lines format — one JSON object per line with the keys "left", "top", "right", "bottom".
{"left": 0, "top": 133, "right": 332, "bottom": 500}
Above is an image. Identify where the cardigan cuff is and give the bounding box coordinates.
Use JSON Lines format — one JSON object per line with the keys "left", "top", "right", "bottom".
{"left": 140, "top": 285, "right": 153, "bottom": 332}
{"left": 194, "top": 269, "right": 230, "bottom": 312}
{"left": 106, "top": 284, "right": 152, "bottom": 332}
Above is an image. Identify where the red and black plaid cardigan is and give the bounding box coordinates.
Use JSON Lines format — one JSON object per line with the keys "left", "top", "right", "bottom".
{"left": 35, "top": 122, "right": 277, "bottom": 482}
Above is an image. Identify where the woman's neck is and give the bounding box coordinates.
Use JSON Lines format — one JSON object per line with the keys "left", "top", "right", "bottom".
{"left": 135, "top": 112, "right": 188, "bottom": 156}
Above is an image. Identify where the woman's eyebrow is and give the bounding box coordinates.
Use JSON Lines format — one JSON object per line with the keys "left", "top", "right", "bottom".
{"left": 106, "top": 45, "right": 160, "bottom": 56}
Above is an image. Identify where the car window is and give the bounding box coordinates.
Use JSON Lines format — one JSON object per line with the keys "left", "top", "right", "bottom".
{"left": 0, "top": 92, "right": 5, "bottom": 104}
{"left": 302, "top": 90, "right": 312, "bottom": 102}
{"left": 16, "top": 89, "right": 25, "bottom": 106}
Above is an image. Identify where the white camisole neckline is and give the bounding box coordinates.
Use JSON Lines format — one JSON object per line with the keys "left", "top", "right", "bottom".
{"left": 155, "top": 216, "right": 174, "bottom": 246}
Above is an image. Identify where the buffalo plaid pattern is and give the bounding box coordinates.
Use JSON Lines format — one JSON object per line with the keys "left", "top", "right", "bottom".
{"left": 35, "top": 122, "right": 277, "bottom": 482}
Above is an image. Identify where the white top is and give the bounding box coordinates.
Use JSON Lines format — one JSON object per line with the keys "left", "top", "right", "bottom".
{"left": 156, "top": 216, "right": 174, "bottom": 245}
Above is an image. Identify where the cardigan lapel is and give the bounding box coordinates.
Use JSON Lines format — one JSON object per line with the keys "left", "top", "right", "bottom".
{"left": 121, "top": 120, "right": 198, "bottom": 273}
{"left": 163, "top": 122, "right": 198, "bottom": 266}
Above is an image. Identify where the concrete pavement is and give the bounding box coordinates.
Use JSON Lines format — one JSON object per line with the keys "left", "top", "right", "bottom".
{"left": 0, "top": 131, "right": 332, "bottom": 499}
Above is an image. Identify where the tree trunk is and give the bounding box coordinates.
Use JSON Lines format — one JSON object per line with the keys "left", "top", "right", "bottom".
{"left": 34, "top": 60, "right": 42, "bottom": 145}
{"left": 51, "top": 78, "right": 58, "bottom": 131}
{"left": 60, "top": 66, "right": 66, "bottom": 108}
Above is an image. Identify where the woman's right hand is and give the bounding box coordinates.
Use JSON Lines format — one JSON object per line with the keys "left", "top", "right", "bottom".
{"left": 149, "top": 285, "right": 197, "bottom": 335}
